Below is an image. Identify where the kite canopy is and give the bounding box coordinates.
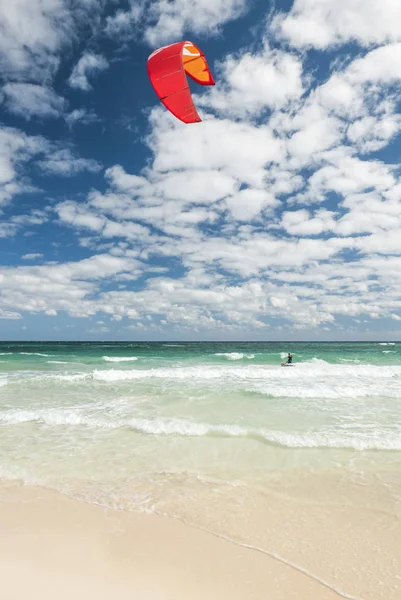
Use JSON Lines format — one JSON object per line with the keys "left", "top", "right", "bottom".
{"left": 147, "top": 41, "right": 215, "bottom": 124}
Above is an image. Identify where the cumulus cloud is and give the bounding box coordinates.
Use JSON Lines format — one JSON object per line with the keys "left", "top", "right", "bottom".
{"left": 0, "top": 0, "right": 69, "bottom": 80}
{"left": 65, "top": 108, "right": 98, "bottom": 127}
{"left": 0, "top": 0, "right": 104, "bottom": 81}
{"left": 273, "top": 0, "right": 401, "bottom": 49}
{"left": 0, "top": 127, "right": 48, "bottom": 207}
{"left": 0, "top": 126, "right": 103, "bottom": 207}
{"left": 144, "top": 0, "right": 247, "bottom": 46}
{"left": 37, "top": 149, "right": 102, "bottom": 177}
{"left": 104, "top": 0, "right": 247, "bottom": 46}
{"left": 2, "top": 83, "right": 66, "bottom": 120}
{"left": 105, "top": 2, "right": 145, "bottom": 37}
{"left": 0, "top": 254, "right": 144, "bottom": 317}
{"left": 22, "top": 253, "right": 44, "bottom": 260}
{"left": 198, "top": 45, "right": 304, "bottom": 118}
{"left": 68, "top": 52, "right": 109, "bottom": 91}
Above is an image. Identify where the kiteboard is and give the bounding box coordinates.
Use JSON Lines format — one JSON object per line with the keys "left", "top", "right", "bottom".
{"left": 281, "top": 363, "right": 295, "bottom": 367}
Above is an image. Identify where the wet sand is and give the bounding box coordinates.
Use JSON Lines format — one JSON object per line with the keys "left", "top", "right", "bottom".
{"left": 0, "top": 483, "right": 344, "bottom": 600}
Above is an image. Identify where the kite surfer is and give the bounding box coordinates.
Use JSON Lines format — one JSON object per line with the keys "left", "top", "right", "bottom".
{"left": 281, "top": 353, "right": 293, "bottom": 366}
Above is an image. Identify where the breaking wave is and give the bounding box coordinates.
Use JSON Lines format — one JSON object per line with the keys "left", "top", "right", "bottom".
{"left": 0, "top": 409, "right": 399, "bottom": 451}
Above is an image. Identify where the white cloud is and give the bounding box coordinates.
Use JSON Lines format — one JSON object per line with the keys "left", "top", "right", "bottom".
{"left": 22, "top": 253, "right": 44, "bottom": 260}
{"left": 56, "top": 200, "right": 151, "bottom": 242}
{"left": 347, "top": 112, "right": 401, "bottom": 154}
{"left": 0, "top": 126, "right": 102, "bottom": 207}
{"left": 0, "top": 0, "right": 103, "bottom": 82}
{"left": 65, "top": 108, "right": 98, "bottom": 127}
{"left": 316, "top": 75, "right": 363, "bottom": 118}
{"left": 0, "top": 127, "right": 48, "bottom": 207}
{"left": 105, "top": 165, "right": 149, "bottom": 193}
{"left": 37, "top": 149, "right": 102, "bottom": 177}
{"left": 0, "top": 0, "right": 70, "bottom": 79}
{"left": 274, "top": 0, "right": 401, "bottom": 49}
{"left": 0, "top": 309, "right": 22, "bottom": 320}
{"left": 198, "top": 45, "right": 304, "bottom": 118}
{"left": 57, "top": 201, "right": 106, "bottom": 232}
{"left": 225, "top": 189, "right": 277, "bottom": 221}
{"left": 149, "top": 112, "right": 285, "bottom": 189}
{"left": 105, "top": 2, "right": 145, "bottom": 37}
{"left": 2, "top": 83, "right": 66, "bottom": 120}
{"left": 68, "top": 52, "right": 109, "bottom": 91}
{"left": 161, "top": 170, "right": 237, "bottom": 205}
{"left": 0, "top": 254, "right": 145, "bottom": 319}
{"left": 286, "top": 109, "right": 344, "bottom": 164}
{"left": 281, "top": 209, "right": 337, "bottom": 236}
{"left": 0, "top": 211, "right": 48, "bottom": 238}
{"left": 144, "top": 0, "right": 247, "bottom": 46}
{"left": 302, "top": 155, "right": 396, "bottom": 203}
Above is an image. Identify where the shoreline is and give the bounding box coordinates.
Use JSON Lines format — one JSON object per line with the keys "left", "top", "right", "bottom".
{"left": 1, "top": 482, "right": 345, "bottom": 600}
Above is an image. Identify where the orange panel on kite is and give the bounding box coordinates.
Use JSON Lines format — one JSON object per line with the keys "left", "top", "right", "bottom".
{"left": 147, "top": 41, "right": 215, "bottom": 124}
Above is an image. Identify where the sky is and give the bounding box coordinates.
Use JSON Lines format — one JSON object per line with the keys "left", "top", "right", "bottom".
{"left": 1, "top": 0, "right": 401, "bottom": 341}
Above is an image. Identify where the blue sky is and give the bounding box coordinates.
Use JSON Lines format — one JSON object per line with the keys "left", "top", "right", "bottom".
{"left": 1, "top": 0, "right": 401, "bottom": 341}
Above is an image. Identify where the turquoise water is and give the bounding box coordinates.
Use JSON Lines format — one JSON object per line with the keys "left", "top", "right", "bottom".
{"left": 1, "top": 341, "right": 401, "bottom": 475}
{"left": 1, "top": 341, "right": 401, "bottom": 598}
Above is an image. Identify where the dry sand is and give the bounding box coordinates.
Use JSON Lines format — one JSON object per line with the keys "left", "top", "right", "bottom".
{"left": 0, "top": 483, "right": 344, "bottom": 600}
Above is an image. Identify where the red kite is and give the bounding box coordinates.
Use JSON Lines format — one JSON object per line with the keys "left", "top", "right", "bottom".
{"left": 147, "top": 41, "right": 215, "bottom": 124}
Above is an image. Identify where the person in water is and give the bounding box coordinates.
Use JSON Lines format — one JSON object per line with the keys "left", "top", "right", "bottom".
{"left": 287, "top": 353, "right": 293, "bottom": 364}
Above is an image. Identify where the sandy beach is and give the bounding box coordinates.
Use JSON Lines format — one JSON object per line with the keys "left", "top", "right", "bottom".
{"left": 0, "top": 483, "right": 348, "bottom": 600}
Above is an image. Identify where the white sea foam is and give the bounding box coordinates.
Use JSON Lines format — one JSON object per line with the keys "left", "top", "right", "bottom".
{"left": 102, "top": 356, "right": 138, "bottom": 362}
{"left": 379, "top": 343, "right": 396, "bottom": 346}
{"left": 8, "top": 361, "right": 401, "bottom": 400}
{"left": 47, "top": 360, "right": 69, "bottom": 364}
{"left": 215, "top": 353, "right": 255, "bottom": 360}
{"left": 30, "top": 372, "right": 89, "bottom": 383}
{"left": 19, "top": 352, "right": 50, "bottom": 357}
{"left": 92, "top": 361, "right": 401, "bottom": 381}
{"left": 1, "top": 409, "right": 399, "bottom": 451}
{"left": 87, "top": 361, "right": 401, "bottom": 400}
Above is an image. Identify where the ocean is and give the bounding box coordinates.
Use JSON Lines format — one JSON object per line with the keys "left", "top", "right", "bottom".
{"left": 1, "top": 341, "right": 400, "bottom": 598}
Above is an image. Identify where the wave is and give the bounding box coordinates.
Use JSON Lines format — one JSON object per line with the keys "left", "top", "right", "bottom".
{"left": 4, "top": 360, "right": 401, "bottom": 397}
{"left": 102, "top": 356, "right": 138, "bottom": 363}
{"left": 215, "top": 353, "right": 255, "bottom": 360}
{"left": 92, "top": 362, "right": 401, "bottom": 382}
{"left": 246, "top": 382, "right": 401, "bottom": 399}
{"left": 19, "top": 352, "right": 50, "bottom": 357}
{"left": 1, "top": 410, "right": 399, "bottom": 451}
{"left": 379, "top": 343, "right": 396, "bottom": 346}
{"left": 47, "top": 361, "right": 69, "bottom": 364}
{"left": 27, "top": 373, "right": 89, "bottom": 383}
